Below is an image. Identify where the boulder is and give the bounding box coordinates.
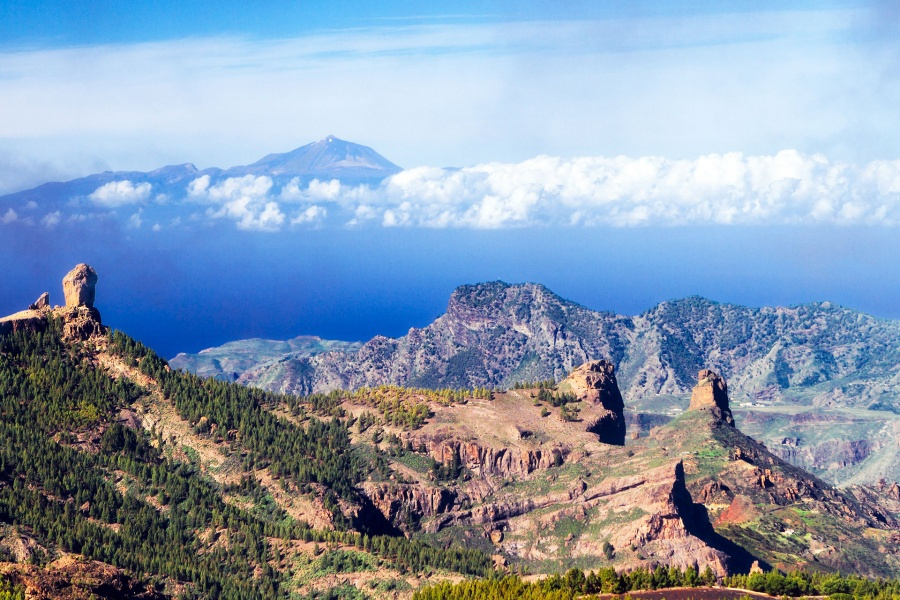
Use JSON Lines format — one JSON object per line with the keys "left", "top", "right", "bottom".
{"left": 62, "top": 264, "right": 98, "bottom": 309}
{"left": 688, "top": 369, "right": 734, "bottom": 426}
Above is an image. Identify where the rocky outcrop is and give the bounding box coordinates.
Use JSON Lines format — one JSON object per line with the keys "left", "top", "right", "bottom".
{"left": 62, "top": 263, "right": 98, "bottom": 309}
{"left": 0, "top": 554, "right": 166, "bottom": 599}
{"left": 0, "top": 309, "right": 49, "bottom": 336}
{"left": 562, "top": 360, "right": 626, "bottom": 445}
{"left": 0, "top": 265, "right": 104, "bottom": 341}
{"left": 605, "top": 461, "right": 729, "bottom": 576}
{"left": 688, "top": 369, "right": 734, "bottom": 426}
{"left": 29, "top": 292, "right": 50, "bottom": 310}
{"left": 406, "top": 432, "right": 568, "bottom": 478}
{"left": 362, "top": 482, "right": 460, "bottom": 528}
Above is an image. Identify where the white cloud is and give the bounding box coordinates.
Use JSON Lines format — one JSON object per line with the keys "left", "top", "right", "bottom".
{"left": 129, "top": 210, "right": 143, "bottom": 229}
{"left": 189, "top": 174, "right": 285, "bottom": 231}
{"left": 291, "top": 205, "right": 327, "bottom": 226}
{"left": 281, "top": 178, "right": 342, "bottom": 202}
{"left": 1, "top": 208, "right": 17, "bottom": 224}
{"left": 41, "top": 211, "right": 61, "bottom": 228}
{"left": 288, "top": 151, "right": 900, "bottom": 229}
{"left": 89, "top": 180, "right": 152, "bottom": 207}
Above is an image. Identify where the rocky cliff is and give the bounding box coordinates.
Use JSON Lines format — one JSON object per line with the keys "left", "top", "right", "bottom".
{"left": 559, "top": 360, "right": 627, "bottom": 445}
{"left": 688, "top": 369, "right": 734, "bottom": 426}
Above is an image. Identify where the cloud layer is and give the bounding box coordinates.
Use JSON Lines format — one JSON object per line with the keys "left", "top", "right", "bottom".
{"left": 195, "top": 151, "right": 900, "bottom": 230}
{"left": 5, "top": 150, "right": 900, "bottom": 232}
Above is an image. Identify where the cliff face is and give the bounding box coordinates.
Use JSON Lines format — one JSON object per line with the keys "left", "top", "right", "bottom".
{"left": 559, "top": 360, "right": 626, "bottom": 445}
{"left": 688, "top": 369, "right": 734, "bottom": 426}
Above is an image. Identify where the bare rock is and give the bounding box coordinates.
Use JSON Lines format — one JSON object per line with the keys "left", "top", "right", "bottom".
{"left": 562, "top": 360, "right": 626, "bottom": 445}
{"left": 28, "top": 292, "right": 50, "bottom": 310}
{"left": 688, "top": 369, "right": 734, "bottom": 426}
{"left": 62, "top": 263, "right": 98, "bottom": 309}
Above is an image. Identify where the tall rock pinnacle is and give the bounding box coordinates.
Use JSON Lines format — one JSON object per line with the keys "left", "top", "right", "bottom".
{"left": 688, "top": 369, "right": 734, "bottom": 426}
{"left": 561, "top": 360, "right": 626, "bottom": 445}
{"left": 62, "top": 264, "right": 98, "bottom": 309}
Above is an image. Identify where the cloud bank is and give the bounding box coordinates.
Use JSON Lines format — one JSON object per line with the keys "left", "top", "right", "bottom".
{"left": 196, "top": 150, "right": 900, "bottom": 230}
{"left": 5, "top": 151, "right": 900, "bottom": 232}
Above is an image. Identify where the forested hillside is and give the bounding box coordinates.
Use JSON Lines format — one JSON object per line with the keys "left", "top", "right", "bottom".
{"left": 0, "top": 319, "right": 490, "bottom": 598}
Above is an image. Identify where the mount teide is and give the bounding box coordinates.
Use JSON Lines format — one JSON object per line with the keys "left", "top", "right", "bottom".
{"left": 0, "top": 135, "right": 401, "bottom": 208}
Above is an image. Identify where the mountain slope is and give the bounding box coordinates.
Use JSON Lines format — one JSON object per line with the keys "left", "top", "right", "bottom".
{"left": 175, "top": 282, "right": 900, "bottom": 486}
{"left": 3, "top": 266, "right": 900, "bottom": 599}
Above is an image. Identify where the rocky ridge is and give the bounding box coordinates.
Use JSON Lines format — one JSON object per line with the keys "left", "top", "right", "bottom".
{"left": 559, "top": 360, "right": 627, "bottom": 445}
{"left": 175, "top": 282, "right": 900, "bottom": 486}
{"left": 346, "top": 367, "right": 898, "bottom": 577}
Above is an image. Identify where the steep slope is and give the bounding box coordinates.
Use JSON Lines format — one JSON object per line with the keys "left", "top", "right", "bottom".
{"left": 187, "top": 282, "right": 900, "bottom": 485}
{"left": 0, "top": 267, "right": 494, "bottom": 599}
{"left": 240, "top": 282, "right": 635, "bottom": 394}
{"left": 339, "top": 368, "right": 899, "bottom": 579}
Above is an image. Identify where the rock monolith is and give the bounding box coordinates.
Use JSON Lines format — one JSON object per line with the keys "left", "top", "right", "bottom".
{"left": 688, "top": 369, "right": 734, "bottom": 426}
{"left": 62, "top": 264, "right": 98, "bottom": 309}
{"left": 562, "top": 360, "right": 626, "bottom": 445}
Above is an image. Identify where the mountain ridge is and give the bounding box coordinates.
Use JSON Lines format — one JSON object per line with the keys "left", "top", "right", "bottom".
{"left": 171, "top": 281, "right": 900, "bottom": 487}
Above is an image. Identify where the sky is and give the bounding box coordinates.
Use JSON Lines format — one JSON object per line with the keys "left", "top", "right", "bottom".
{"left": 2, "top": 0, "right": 900, "bottom": 357}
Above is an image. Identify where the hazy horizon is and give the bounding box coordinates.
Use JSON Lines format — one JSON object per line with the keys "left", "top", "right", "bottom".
{"left": 3, "top": 1, "right": 899, "bottom": 358}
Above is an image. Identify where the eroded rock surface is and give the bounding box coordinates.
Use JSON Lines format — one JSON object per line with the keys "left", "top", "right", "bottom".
{"left": 29, "top": 292, "right": 50, "bottom": 310}
{"left": 62, "top": 263, "right": 98, "bottom": 309}
{"left": 689, "top": 369, "right": 734, "bottom": 426}
{"left": 0, "top": 264, "right": 104, "bottom": 341}
{"left": 562, "top": 360, "right": 626, "bottom": 445}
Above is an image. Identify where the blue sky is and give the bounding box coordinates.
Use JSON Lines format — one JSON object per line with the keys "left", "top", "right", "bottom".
{"left": 2, "top": 1, "right": 900, "bottom": 356}
{"left": 2, "top": 0, "right": 899, "bottom": 185}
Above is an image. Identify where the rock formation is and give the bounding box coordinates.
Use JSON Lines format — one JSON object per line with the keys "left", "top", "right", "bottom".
{"left": 29, "top": 292, "right": 50, "bottom": 310}
{"left": 561, "top": 360, "right": 626, "bottom": 445}
{"left": 62, "top": 263, "right": 98, "bottom": 309}
{"left": 0, "top": 264, "right": 104, "bottom": 341}
{"left": 688, "top": 369, "right": 734, "bottom": 426}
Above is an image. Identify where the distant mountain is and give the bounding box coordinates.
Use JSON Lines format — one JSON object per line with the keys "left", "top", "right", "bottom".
{"left": 0, "top": 136, "right": 402, "bottom": 231}
{"left": 229, "top": 136, "right": 402, "bottom": 180}
{"left": 171, "top": 282, "right": 900, "bottom": 487}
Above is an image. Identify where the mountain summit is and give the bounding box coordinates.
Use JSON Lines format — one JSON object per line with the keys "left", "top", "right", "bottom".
{"left": 232, "top": 135, "right": 402, "bottom": 180}
{"left": 0, "top": 137, "right": 402, "bottom": 223}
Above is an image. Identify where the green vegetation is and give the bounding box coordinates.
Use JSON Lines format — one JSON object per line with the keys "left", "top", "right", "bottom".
{"left": 416, "top": 568, "right": 900, "bottom": 600}
{"left": 726, "top": 570, "right": 900, "bottom": 599}
{"left": 0, "top": 324, "right": 494, "bottom": 598}
{"left": 291, "top": 385, "right": 491, "bottom": 430}
{"left": 0, "top": 577, "right": 23, "bottom": 600}
{"left": 513, "top": 379, "right": 557, "bottom": 390}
